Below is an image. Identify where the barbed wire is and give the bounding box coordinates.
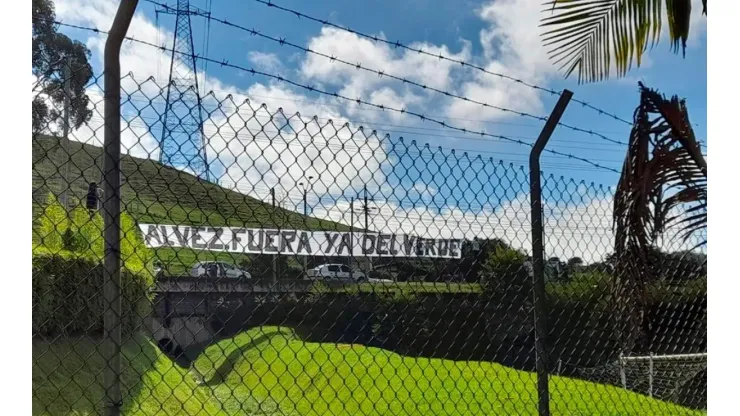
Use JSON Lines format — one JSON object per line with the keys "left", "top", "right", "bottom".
{"left": 105, "top": 99, "right": 622, "bottom": 163}
{"left": 40, "top": 18, "right": 622, "bottom": 174}
{"left": 242, "top": 0, "right": 706, "bottom": 147}
{"left": 241, "top": 0, "right": 636, "bottom": 127}
{"left": 143, "top": 0, "right": 628, "bottom": 147}
{"left": 118, "top": 94, "right": 630, "bottom": 151}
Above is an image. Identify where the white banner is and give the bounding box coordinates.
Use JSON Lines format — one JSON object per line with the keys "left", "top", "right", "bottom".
{"left": 139, "top": 224, "right": 462, "bottom": 259}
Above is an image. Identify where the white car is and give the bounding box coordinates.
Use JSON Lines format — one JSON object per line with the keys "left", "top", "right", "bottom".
{"left": 367, "top": 277, "right": 394, "bottom": 283}
{"left": 190, "top": 261, "right": 251, "bottom": 279}
{"left": 306, "top": 264, "right": 365, "bottom": 281}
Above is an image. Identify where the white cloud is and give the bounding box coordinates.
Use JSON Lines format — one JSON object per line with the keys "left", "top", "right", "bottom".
{"left": 43, "top": 0, "right": 706, "bottom": 262}
{"left": 301, "top": 27, "right": 471, "bottom": 92}
{"left": 52, "top": 0, "right": 391, "bottom": 203}
{"left": 248, "top": 52, "right": 285, "bottom": 74}
{"left": 307, "top": 187, "right": 704, "bottom": 264}
{"left": 411, "top": 183, "right": 437, "bottom": 200}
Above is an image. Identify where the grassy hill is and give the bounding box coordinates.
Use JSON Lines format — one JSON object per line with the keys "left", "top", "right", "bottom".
{"left": 32, "top": 327, "right": 702, "bottom": 416}
{"left": 32, "top": 135, "right": 348, "bottom": 273}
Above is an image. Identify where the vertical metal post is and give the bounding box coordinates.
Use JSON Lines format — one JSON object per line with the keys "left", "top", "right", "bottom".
{"left": 303, "top": 188, "right": 308, "bottom": 275}
{"left": 61, "top": 59, "right": 72, "bottom": 210}
{"left": 529, "top": 89, "right": 572, "bottom": 416}
{"left": 271, "top": 188, "right": 277, "bottom": 283}
{"left": 620, "top": 354, "right": 627, "bottom": 389}
{"left": 648, "top": 353, "right": 654, "bottom": 398}
{"left": 103, "top": 2, "right": 138, "bottom": 416}
{"left": 349, "top": 197, "right": 354, "bottom": 279}
{"left": 364, "top": 186, "right": 370, "bottom": 274}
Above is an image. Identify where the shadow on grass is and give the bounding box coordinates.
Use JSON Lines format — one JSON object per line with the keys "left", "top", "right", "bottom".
{"left": 202, "top": 330, "right": 289, "bottom": 386}
{"left": 32, "top": 334, "right": 157, "bottom": 416}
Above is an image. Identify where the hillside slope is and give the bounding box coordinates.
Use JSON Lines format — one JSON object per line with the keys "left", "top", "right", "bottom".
{"left": 32, "top": 327, "right": 703, "bottom": 416}
{"left": 32, "top": 135, "right": 348, "bottom": 272}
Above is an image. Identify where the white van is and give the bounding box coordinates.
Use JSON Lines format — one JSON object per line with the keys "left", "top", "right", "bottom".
{"left": 306, "top": 264, "right": 365, "bottom": 281}
{"left": 190, "top": 261, "right": 251, "bottom": 279}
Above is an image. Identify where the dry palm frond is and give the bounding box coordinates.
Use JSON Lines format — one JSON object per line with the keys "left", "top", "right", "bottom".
{"left": 611, "top": 82, "right": 706, "bottom": 354}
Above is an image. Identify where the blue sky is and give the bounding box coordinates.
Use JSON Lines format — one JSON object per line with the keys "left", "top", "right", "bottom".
{"left": 50, "top": 0, "right": 707, "bottom": 259}
{"left": 179, "top": 0, "right": 706, "bottom": 182}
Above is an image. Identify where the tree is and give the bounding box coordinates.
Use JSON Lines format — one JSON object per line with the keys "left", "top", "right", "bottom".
{"left": 567, "top": 257, "right": 583, "bottom": 268}
{"left": 32, "top": 0, "right": 93, "bottom": 133}
{"left": 540, "top": 0, "right": 707, "bottom": 83}
{"left": 480, "top": 245, "right": 530, "bottom": 294}
{"left": 611, "top": 83, "right": 706, "bottom": 354}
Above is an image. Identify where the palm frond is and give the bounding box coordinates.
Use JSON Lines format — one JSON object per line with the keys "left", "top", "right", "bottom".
{"left": 541, "top": 0, "right": 698, "bottom": 83}
{"left": 611, "top": 82, "right": 706, "bottom": 354}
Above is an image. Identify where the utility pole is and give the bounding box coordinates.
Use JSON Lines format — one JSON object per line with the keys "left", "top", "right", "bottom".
{"left": 364, "top": 187, "right": 369, "bottom": 273}
{"left": 61, "top": 58, "right": 72, "bottom": 210}
{"left": 271, "top": 187, "right": 277, "bottom": 283}
{"left": 349, "top": 197, "right": 354, "bottom": 279}
{"left": 303, "top": 188, "right": 308, "bottom": 275}
{"left": 156, "top": 0, "right": 211, "bottom": 180}
{"left": 299, "top": 176, "right": 317, "bottom": 276}
{"left": 357, "top": 186, "right": 377, "bottom": 274}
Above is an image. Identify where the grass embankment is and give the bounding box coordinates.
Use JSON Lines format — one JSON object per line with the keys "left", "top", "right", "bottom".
{"left": 317, "top": 281, "right": 483, "bottom": 294}
{"left": 33, "top": 327, "right": 702, "bottom": 416}
{"left": 32, "top": 136, "right": 348, "bottom": 274}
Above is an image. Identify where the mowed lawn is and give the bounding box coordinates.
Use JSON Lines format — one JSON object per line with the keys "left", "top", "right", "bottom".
{"left": 32, "top": 327, "right": 701, "bottom": 416}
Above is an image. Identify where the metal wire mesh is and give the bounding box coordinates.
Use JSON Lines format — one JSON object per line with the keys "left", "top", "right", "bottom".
{"left": 32, "top": 70, "right": 707, "bottom": 415}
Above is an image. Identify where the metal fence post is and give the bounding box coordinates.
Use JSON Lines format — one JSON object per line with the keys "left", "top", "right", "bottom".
{"left": 102, "top": 1, "right": 139, "bottom": 415}
{"left": 271, "top": 187, "right": 278, "bottom": 284}
{"left": 529, "top": 89, "right": 573, "bottom": 416}
{"left": 620, "top": 352, "right": 627, "bottom": 389}
{"left": 649, "top": 353, "right": 654, "bottom": 398}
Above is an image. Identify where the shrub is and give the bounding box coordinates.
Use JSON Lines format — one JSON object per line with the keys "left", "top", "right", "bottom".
{"left": 546, "top": 270, "right": 612, "bottom": 304}
{"left": 480, "top": 246, "right": 530, "bottom": 296}
{"left": 120, "top": 212, "right": 153, "bottom": 274}
{"left": 37, "top": 193, "right": 68, "bottom": 251}
{"left": 32, "top": 195, "right": 155, "bottom": 336}
{"left": 32, "top": 247, "right": 154, "bottom": 336}
{"left": 65, "top": 206, "right": 104, "bottom": 255}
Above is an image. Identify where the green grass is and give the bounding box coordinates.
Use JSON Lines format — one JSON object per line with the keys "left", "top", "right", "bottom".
{"left": 32, "top": 135, "right": 348, "bottom": 273}
{"left": 33, "top": 327, "right": 702, "bottom": 416}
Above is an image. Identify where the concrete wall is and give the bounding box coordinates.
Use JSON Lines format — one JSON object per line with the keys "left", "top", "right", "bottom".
{"left": 155, "top": 277, "right": 315, "bottom": 294}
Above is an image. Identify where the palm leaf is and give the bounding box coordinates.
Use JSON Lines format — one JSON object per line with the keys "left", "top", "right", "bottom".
{"left": 611, "top": 82, "right": 706, "bottom": 354}
{"left": 540, "top": 0, "right": 701, "bottom": 83}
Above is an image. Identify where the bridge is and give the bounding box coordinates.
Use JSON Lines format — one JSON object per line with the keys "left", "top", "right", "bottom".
{"left": 147, "top": 276, "right": 319, "bottom": 364}
{"left": 153, "top": 275, "right": 316, "bottom": 294}
{"left": 146, "top": 276, "right": 481, "bottom": 367}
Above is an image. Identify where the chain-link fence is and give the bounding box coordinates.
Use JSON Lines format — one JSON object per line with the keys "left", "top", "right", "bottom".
{"left": 32, "top": 67, "right": 707, "bottom": 415}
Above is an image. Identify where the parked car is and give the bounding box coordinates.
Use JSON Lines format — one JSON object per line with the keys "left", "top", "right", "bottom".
{"left": 190, "top": 261, "right": 251, "bottom": 279}
{"left": 367, "top": 277, "right": 394, "bottom": 283}
{"left": 306, "top": 264, "right": 365, "bottom": 281}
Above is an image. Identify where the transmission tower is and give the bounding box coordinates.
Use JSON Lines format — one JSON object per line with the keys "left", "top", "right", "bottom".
{"left": 157, "top": 0, "right": 211, "bottom": 181}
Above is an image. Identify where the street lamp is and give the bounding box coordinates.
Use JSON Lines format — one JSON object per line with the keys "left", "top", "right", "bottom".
{"left": 298, "top": 175, "right": 318, "bottom": 274}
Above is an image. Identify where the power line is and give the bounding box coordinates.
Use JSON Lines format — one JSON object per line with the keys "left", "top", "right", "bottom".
{"left": 243, "top": 0, "right": 635, "bottom": 126}
{"left": 86, "top": 109, "right": 626, "bottom": 168}
{"left": 42, "top": 19, "right": 620, "bottom": 174}
{"left": 84, "top": 112, "right": 622, "bottom": 172}
{"left": 119, "top": 94, "right": 630, "bottom": 151}
{"left": 110, "top": 97, "right": 629, "bottom": 156}
{"left": 143, "top": 0, "right": 628, "bottom": 147}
